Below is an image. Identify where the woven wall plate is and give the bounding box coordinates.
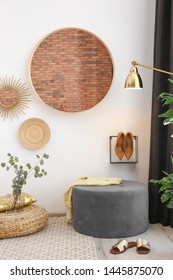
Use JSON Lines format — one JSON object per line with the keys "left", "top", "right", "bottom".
{"left": 19, "top": 118, "right": 50, "bottom": 150}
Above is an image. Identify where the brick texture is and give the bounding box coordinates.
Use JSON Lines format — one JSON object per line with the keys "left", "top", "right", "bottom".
{"left": 30, "top": 28, "right": 113, "bottom": 112}
{"left": 0, "top": 88, "right": 18, "bottom": 107}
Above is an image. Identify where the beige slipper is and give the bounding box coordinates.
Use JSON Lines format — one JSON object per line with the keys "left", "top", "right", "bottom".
{"left": 136, "top": 238, "right": 150, "bottom": 254}
{"left": 110, "top": 239, "right": 136, "bottom": 254}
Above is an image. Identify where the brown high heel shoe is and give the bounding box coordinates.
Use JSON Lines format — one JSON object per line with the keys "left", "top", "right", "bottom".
{"left": 124, "top": 132, "right": 134, "bottom": 160}
{"left": 114, "top": 132, "right": 124, "bottom": 160}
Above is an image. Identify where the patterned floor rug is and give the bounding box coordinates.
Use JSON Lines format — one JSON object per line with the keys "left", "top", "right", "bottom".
{"left": 0, "top": 216, "right": 97, "bottom": 260}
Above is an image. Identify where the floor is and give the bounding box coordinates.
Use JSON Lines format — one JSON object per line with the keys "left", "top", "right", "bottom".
{"left": 94, "top": 224, "right": 173, "bottom": 260}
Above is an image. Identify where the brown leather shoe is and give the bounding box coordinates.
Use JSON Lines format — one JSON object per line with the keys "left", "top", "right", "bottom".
{"left": 124, "top": 132, "right": 134, "bottom": 160}
{"left": 114, "top": 132, "right": 124, "bottom": 160}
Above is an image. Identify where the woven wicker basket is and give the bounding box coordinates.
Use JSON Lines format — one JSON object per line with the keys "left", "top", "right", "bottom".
{"left": 0, "top": 205, "right": 48, "bottom": 239}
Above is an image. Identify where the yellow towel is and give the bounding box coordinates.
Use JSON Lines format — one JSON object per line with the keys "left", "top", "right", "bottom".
{"left": 64, "top": 176, "right": 122, "bottom": 223}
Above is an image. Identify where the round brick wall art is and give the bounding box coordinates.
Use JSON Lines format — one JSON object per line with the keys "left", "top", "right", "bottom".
{"left": 30, "top": 28, "right": 113, "bottom": 112}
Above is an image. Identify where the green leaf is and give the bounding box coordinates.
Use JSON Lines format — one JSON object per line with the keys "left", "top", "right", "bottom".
{"left": 35, "top": 166, "right": 40, "bottom": 172}
{"left": 161, "top": 193, "right": 173, "bottom": 203}
{"left": 40, "top": 159, "right": 44, "bottom": 165}
{"left": 167, "top": 200, "right": 173, "bottom": 208}
{"left": 1, "top": 163, "right": 6, "bottom": 167}
{"left": 159, "top": 92, "right": 173, "bottom": 105}
{"left": 168, "top": 78, "right": 173, "bottom": 84}
{"left": 43, "top": 154, "right": 49, "bottom": 159}
{"left": 159, "top": 109, "right": 173, "bottom": 119}
{"left": 162, "top": 170, "right": 170, "bottom": 176}
{"left": 15, "top": 156, "right": 19, "bottom": 162}
{"left": 23, "top": 171, "right": 28, "bottom": 178}
{"left": 26, "top": 163, "right": 31, "bottom": 169}
{"left": 9, "top": 159, "right": 14, "bottom": 166}
{"left": 163, "top": 118, "right": 173, "bottom": 125}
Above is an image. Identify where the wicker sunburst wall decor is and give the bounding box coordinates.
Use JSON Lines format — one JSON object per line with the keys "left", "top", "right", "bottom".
{"left": 0, "top": 76, "right": 30, "bottom": 120}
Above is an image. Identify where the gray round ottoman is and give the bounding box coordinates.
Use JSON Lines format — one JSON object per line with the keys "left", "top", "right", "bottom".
{"left": 72, "top": 180, "right": 148, "bottom": 238}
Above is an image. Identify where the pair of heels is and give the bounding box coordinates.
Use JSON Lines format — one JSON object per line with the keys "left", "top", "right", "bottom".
{"left": 114, "top": 132, "right": 134, "bottom": 160}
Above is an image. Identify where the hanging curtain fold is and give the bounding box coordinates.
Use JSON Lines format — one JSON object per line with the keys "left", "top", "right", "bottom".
{"left": 149, "top": 0, "right": 173, "bottom": 226}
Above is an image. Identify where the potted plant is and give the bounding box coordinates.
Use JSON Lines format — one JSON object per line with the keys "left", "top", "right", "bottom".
{"left": 150, "top": 78, "right": 173, "bottom": 209}
{"left": 0, "top": 153, "right": 49, "bottom": 209}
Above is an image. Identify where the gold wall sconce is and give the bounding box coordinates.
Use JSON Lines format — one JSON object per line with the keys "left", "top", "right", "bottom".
{"left": 124, "top": 61, "right": 173, "bottom": 89}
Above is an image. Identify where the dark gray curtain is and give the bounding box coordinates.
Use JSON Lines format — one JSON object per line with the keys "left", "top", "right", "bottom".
{"left": 149, "top": 0, "right": 173, "bottom": 226}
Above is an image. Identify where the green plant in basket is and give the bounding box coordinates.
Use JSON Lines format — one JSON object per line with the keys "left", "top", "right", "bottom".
{"left": 0, "top": 153, "right": 49, "bottom": 209}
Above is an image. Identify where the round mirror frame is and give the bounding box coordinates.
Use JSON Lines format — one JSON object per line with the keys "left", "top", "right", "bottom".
{"left": 30, "top": 28, "right": 114, "bottom": 112}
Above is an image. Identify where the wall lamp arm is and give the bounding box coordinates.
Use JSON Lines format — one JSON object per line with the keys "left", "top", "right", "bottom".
{"left": 131, "top": 61, "right": 173, "bottom": 76}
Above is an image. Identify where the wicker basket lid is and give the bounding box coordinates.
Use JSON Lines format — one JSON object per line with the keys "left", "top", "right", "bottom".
{"left": 19, "top": 118, "right": 50, "bottom": 150}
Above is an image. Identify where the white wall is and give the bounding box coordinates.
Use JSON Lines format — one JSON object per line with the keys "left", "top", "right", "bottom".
{"left": 0, "top": 0, "right": 156, "bottom": 213}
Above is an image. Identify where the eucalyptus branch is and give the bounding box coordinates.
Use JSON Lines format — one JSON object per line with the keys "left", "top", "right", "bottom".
{"left": 0, "top": 152, "right": 49, "bottom": 191}
{"left": 26, "top": 157, "right": 41, "bottom": 178}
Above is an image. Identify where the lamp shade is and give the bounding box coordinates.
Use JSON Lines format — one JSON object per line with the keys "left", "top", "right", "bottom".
{"left": 124, "top": 66, "right": 143, "bottom": 89}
